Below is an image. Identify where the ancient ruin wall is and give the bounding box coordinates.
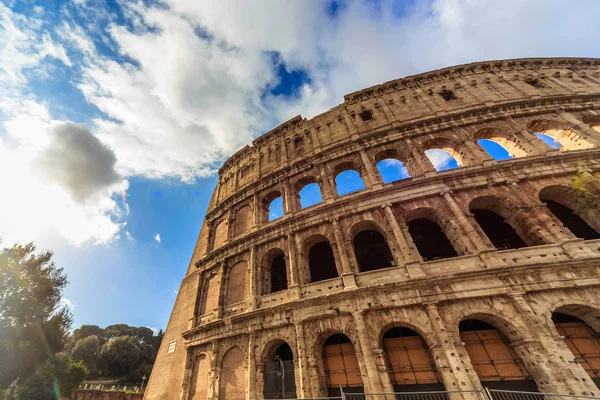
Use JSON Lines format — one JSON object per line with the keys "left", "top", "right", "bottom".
{"left": 145, "top": 57, "right": 600, "bottom": 400}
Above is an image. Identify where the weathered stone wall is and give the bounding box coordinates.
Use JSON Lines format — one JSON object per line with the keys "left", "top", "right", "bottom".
{"left": 145, "top": 57, "right": 600, "bottom": 400}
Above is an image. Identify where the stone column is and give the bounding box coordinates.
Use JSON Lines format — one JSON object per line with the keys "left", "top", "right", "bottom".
{"left": 507, "top": 118, "right": 559, "bottom": 155}
{"left": 559, "top": 112, "right": 600, "bottom": 147}
{"left": 208, "top": 342, "right": 220, "bottom": 400}
{"left": 462, "top": 138, "right": 495, "bottom": 165}
{"left": 283, "top": 178, "right": 299, "bottom": 213}
{"left": 295, "top": 322, "right": 309, "bottom": 398}
{"left": 248, "top": 332, "right": 257, "bottom": 400}
{"left": 360, "top": 149, "right": 383, "bottom": 189}
{"left": 252, "top": 192, "right": 260, "bottom": 229}
{"left": 443, "top": 192, "right": 489, "bottom": 253}
{"left": 249, "top": 246, "right": 258, "bottom": 309}
{"left": 319, "top": 164, "right": 336, "bottom": 201}
{"left": 332, "top": 218, "right": 357, "bottom": 288}
{"left": 406, "top": 138, "right": 437, "bottom": 176}
{"left": 352, "top": 311, "right": 390, "bottom": 393}
{"left": 287, "top": 233, "right": 301, "bottom": 299}
{"left": 383, "top": 205, "right": 425, "bottom": 278}
{"left": 508, "top": 293, "right": 599, "bottom": 395}
{"left": 508, "top": 182, "right": 568, "bottom": 244}
{"left": 215, "top": 261, "right": 226, "bottom": 319}
{"left": 425, "top": 303, "right": 478, "bottom": 390}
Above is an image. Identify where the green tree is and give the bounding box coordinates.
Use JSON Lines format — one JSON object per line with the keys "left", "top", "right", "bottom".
{"left": 72, "top": 325, "right": 107, "bottom": 344}
{"left": 0, "top": 242, "right": 72, "bottom": 388}
{"left": 71, "top": 335, "right": 100, "bottom": 377}
{"left": 100, "top": 336, "right": 141, "bottom": 376}
{"left": 8, "top": 353, "right": 87, "bottom": 400}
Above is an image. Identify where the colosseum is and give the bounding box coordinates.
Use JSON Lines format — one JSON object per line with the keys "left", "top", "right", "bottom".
{"left": 145, "top": 57, "right": 600, "bottom": 400}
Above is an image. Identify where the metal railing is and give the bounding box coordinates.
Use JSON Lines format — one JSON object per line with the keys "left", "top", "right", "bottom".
{"left": 341, "top": 390, "right": 486, "bottom": 400}
{"left": 485, "top": 389, "right": 600, "bottom": 400}
{"left": 258, "top": 389, "right": 600, "bottom": 400}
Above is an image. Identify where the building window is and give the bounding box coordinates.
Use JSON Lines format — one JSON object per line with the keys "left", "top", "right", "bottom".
{"left": 359, "top": 110, "right": 373, "bottom": 122}
{"left": 439, "top": 89, "right": 457, "bottom": 101}
{"left": 294, "top": 137, "right": 304, "bottom": 153}
{"left": 167, "top": 340, "right": 176, "bottom": 354}
{"left": 524, "top": 77, "right": 545, "bottom": 88}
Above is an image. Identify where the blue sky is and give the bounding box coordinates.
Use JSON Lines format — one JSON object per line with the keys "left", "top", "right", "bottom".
{"left": 1, "top": 0, "right": 598, "bottom": 332}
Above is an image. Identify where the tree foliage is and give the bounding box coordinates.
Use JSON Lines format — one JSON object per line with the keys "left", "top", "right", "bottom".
{"left": 0, "top": 242, "right": 74, "bottom": 390}
{"left": 7, "top": 353, "right": 87, "bottom": 400}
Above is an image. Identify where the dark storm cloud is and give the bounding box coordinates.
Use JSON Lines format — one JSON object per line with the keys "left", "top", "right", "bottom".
{"left": 34, "top": 122, "right": 123, "bottom": 203}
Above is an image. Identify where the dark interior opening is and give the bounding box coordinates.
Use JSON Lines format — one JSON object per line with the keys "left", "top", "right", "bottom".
{"left": 552, "top": 312, "right": 584, "bottom": 323}
{"left": 265, "top": 342, "right": 297, "bottom": 399}
{"left": 459, "top": 319, "right": 497, "bottom": 331}
{"left": 270, "top": 255, "right": 288, "bottom": 293}
{"left": 407, "top": 218, "right": 458, "bottom": 261}
{"left": 308, "top": 242, "right": 339, "bottom": 283}
{"left": 439, "top": 89, "right": 458, "bottom": 101}
{"left": 359, "top": 110, "right": 373, "bottom": 122}
{"left": 353, "top": 230, "right": 394, "bottom": 272}
{"left": 472, "top": 209, "right": 527, "bottom": 250}
{"left": 294, "top": 137, "right": 304, "bottom": 152}
{"left": 324, "top": 334, "right": 351, "bottom": 346}
{"left": 274, "top": 342, "right": 294, "bottom": 361}
{"left": 524, "top": 77, "right": 545, "bottom": 88}
{"left": 544, "top": 200, "right": 600, "bottom": 240}
{"left": 383, "top": 326, "right": 419, "bottom": 339}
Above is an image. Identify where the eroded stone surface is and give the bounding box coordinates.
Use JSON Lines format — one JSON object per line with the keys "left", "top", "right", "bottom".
{"left": 145, "top": 57, "right": 600, "bottom": 400}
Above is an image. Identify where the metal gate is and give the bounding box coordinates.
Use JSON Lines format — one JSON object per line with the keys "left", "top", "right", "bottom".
{"left": 264, "top": 359, "right": 297, "bottom": 399}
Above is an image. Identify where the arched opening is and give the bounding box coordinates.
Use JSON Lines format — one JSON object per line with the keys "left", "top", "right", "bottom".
{"left": 539, "top": 186, "right": 600, "bottom": 240}
{"left": 474, "top": 127, "right": 531, "bottom": 158}
{"left": 382, "top": 327, "right": 444, "bottom": 392}
{"left": 407, "top": 218, "right": 457, "bottom": 261}
{"left": 189, "top": 354, "right": 209, "bottom": 400}
{"left": 477, "top": 139, "right": 513, "bottom": 161}
{"left": 233, "top": 204, "right": 252, "bottom": 237}
{"left": 298, "top": 181, "right": 323, "bottom": 209}
{"left": 460, "top": 319, "right": 537, "bottom": 391}
{"left": 535, "top": 132, "right": 562, "bottom": 149}
{"left": 376, "top": 159, "right": 411, "bottom": 183}
{"left": 471, "top": 209, "right": 527, "bottom": 250}
{"left": 528, "top": 119, "right": 595, "bottom": 151}
{"left": 335, "top": 170, "right": 365, "bottom": 196}
{"left": 270, "top": 254, "right": 288, "bottom": 293}
{"left": 264, "top": 342, "right": 297, "bottom": 399}
{"left": 262, "top": 191, "right": 284, "bottom": 223}
{"left": 544, "top": 200, "right": 600, "bottom": 240}
{"left": 219, "top": 347, "right": 247, "bottom": 400}
{"left": 197, "top": 274, "right": 219, "bottom": 316}
{"left": 268, "top": 197, "right": 284, "bottom": 221}
{"left": 322, "top": 334, "right": 363, "bottom": 395}
{"left": 225, "top": 261, "right": 247, "bottom": 306}
{"left": 552, "top": 312, "right": 600, "bottom": 388}
{"left": 352, "top": 230, "right": 394, "bottom": 272}
{"left": 308, "top": 242, "right": 338, "bottom": 283}
{"left": 424, "top": 149, "right": 460, "bottom": 172}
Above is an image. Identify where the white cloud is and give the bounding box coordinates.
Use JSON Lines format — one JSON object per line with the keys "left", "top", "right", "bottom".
{"left": 153, "top": 232, "right": 161, "bottom": 245}
{"left": 60, "top": 297, "right": 75, "bottom": 309}
{"left": 2, "top": 0, "right": 600, "bottom": 246}
{"left": 125, "top": 231, "right": 135, "bottom": 242}
{"left": 425, "top": 149, "right": 454, "bottom": 171}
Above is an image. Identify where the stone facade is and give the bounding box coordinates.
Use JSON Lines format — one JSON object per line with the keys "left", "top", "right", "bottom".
{"left": 145, "top": 57, "right": 600, "bottom": 400}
